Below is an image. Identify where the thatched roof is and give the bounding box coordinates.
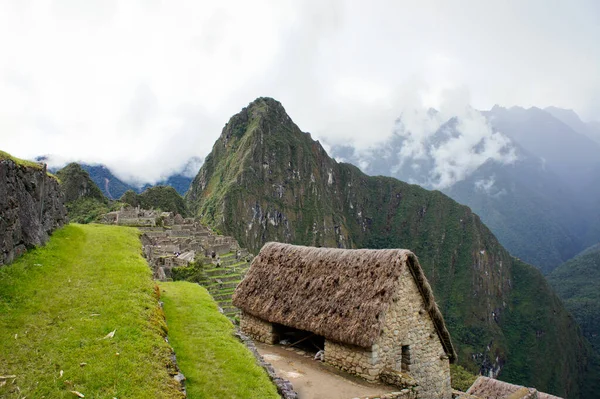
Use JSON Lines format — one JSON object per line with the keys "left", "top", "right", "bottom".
{"left": 467, "top": 377, "right": 535, "bottom": 399}
{"left": 466, "top": 376, "right": 563, "bottom": 399}
{"left": 537, "top": 393, "right": 563, "bottom": 399}
{"left": 232, "top": 242, "right": 456, "bottom": 361}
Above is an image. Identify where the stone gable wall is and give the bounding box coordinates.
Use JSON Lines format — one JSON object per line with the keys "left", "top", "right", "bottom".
{"left": 314, "top": 262, "right": 452, "bottom": 398}
{"left": 0, "top": 160, "right": 67, "bottom": 266}
{"left": 374, "top": 263, "right": 452, "bottom": 399}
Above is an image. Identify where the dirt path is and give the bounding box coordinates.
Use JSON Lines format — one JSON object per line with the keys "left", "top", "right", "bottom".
{"left": 255, "top": 342, "right": 397, "bottom": 399}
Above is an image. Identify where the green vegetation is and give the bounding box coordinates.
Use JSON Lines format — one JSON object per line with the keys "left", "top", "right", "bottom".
{"left": 171, "top": 257, "right": 206, "bottom": 283}
{"left": 158, "top": 281, "right": 279, "bottom": 399}
{"left": 64, "top": 197, "right": 110, "bottom": 223}
{"left": 0, "top": 150, "right": 43, "bottom": 169}
{"left": 450, "top": 364, "right": 477, "bottom": 392}
{"left": 185, "top": 96, "right": 600, "bottom": 398}
{"left": 56, "top": 163, "right": 110, "bottom": 223}
{"left": 121, "top": 185, "right": 188, "bottom": 216}
{"left": 171, "top": 252, "right": 251, "bottom": 318}
{"left": 0, "top": 150, "right": 57, "bottom": 179}
{"left": 548, "top": 244, "right": 600, "bottom": 354}
{"left": 0, "top": 224, "right": 183, "bottom": 398}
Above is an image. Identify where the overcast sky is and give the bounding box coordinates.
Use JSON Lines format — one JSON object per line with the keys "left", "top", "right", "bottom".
{"left": 1, "top": 0, "right": 598, "bottom": 184}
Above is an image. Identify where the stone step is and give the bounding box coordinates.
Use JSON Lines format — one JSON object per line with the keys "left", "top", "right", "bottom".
{"left": 213, "top": 292, "right": 235, "bottom": 302}
{"left": 207, "top": 274, "right": 242, "bottom": 283}
{"left": 206, "top": 281, "right": 239, "bottom": 290}
{"left": 220, "top": 306, "right": 239, "bottom": 314}
{"left": 204, "top": 268, "right": 238, "bottom": 277}
{"left": 218, "top": 299, "right": 232, "bottom": 308}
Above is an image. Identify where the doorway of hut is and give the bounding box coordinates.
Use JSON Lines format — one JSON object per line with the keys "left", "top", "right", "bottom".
{"left": 273, "top": 323, "right": 325, "bottom": 355}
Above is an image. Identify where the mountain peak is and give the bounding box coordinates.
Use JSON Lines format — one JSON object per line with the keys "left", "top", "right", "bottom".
{"left": 219, "top": 97, "right": 299, "bottom": 147}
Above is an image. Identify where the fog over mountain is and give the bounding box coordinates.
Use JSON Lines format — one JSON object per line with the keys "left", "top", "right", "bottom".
{"left": 1, "top": 0, "right": 599, "bottom": 182}
{"left": 331, "top": 105, "right": 600, "bottom": 272}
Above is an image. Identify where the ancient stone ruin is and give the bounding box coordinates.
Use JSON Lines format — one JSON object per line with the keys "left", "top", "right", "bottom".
{"left": 233, "top": 242, "right": 456, "bottom": 399}
{"left": 0, "top": 159, "right": 67, "bottom": 266}
{"left": 102, "top": 206, "right": 252, "bottom": 318}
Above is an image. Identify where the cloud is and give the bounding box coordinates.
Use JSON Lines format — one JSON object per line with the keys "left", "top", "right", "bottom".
{"left": 331, "top": 85, "right": 518, "bottom": 189}
{"left": 0, "top": 0, "right": 597, "bottom": 184}
{"left": 475, "top": 177, "right": 495, "bottom": 194}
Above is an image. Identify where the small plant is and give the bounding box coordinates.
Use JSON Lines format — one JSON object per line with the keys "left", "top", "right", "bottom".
{"left": 171, "top": 259, "right": 205, "bottom": 283}
{"left": 450, "top": 364, "right": 478, "bottom": 392}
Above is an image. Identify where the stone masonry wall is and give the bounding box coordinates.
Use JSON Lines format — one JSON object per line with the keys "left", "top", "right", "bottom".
{"left": 0, "top": 160, "right": 67, "bottom": 266}
{"left": 240, "top": 312, "right": 278, "bottom": 344}
{"left": 374, "top": 263, "right": 452, "bottom": 399}
{"left": 324, "top": 340, "right": 379, "bottom": 381}
{"left": 323, "top": 261, "right": 451, "bottom": 399}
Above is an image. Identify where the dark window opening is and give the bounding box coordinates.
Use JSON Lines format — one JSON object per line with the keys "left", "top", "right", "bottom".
{"left": 401, "top": 345, "right": 411, "bottom": 372}
{"left": 273, "top": 323, "right": 325, "bottom": 354}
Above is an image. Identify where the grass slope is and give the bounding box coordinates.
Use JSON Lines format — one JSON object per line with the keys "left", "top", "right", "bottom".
{"left": 158, "top": 281, "right": 279, "bottom": 399}
{"left": 0, "top": 224, "right": 183, "bottom": 398}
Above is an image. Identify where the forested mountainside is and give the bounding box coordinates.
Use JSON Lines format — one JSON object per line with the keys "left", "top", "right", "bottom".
{"left": 56, "top": 163, "right": 109, "bottom": 223}
{"left": 186, "top": 97, "right": 600, "bottom": 398}
{"left": 330, "top": 106, "right": 600, "bottom": 274}
{"left": 548, "top": 244, "right": 600, "bottom": 354}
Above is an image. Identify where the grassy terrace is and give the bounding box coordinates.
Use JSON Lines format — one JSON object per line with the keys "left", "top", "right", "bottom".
{"left": 0, "top": 224, "right": 183, "bottom": 398}
{"left": 158, "top": 281, "right": 279, "bottom": 399}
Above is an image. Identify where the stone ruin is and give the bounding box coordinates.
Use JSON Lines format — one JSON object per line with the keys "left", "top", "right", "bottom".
{"left": 102, "top": 206, "right": 253, "bottom": 318}
{"left": 101, "top": 206, "right": 161, "bottom": 227}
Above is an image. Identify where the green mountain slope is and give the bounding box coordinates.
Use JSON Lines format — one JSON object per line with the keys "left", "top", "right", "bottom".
{"left": 121, "top": 186, "right": 188, "bottom": 216}
{"left": 548, "top": 244, "right": 600, "bottom": 353}
{"left": 444, "top": 157, "right": 581, "bottom": 274}
{"left": 186, "top": 97, "right": 600, "bottom": 398}
{"left": 56, "top": 163, "right": 109, "bottom": 223}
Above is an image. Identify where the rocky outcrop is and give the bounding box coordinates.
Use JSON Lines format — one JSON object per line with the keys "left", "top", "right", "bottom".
{"left": 0, "top": 159, "right": 67, "bottom": 266}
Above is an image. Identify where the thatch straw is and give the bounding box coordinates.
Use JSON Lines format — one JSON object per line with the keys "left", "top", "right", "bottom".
{"left": 232, "top": 242, "right": 456, "bottom": 361}
{"left": 466, "top": 376, "right": 563, "bottom": 399}
{"left": 537, "top": 393, "right": 563, "bottom": 399}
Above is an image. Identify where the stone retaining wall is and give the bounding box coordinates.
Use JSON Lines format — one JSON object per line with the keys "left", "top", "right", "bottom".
{"left": 234, "top": 330, "right": 298, "bottom": 399}
{"left": 0, "top": 160, "right": 67, "bottom": 266}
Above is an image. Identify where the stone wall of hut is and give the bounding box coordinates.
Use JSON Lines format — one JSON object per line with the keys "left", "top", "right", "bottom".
{"left": 324, "top": 263, "right": 451, "bottom": 399}
{"left": 240, "top": 312, "right": 278, "bottom": 344}
{"left": 374, "top": 263, "right": 452, "bottom": 399}
{"left": 323, "top": 340, "right": 379, "bottom": 381}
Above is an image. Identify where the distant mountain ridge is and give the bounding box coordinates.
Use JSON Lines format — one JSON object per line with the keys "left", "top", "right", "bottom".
{"left": 186, "top": 97, "right": 600, "bottom": 398}
{"left": 330, "top": 105, "right": 600, "bottom": 273}
{"left": 37, "top": 157, "right": 200, "bottom": 199}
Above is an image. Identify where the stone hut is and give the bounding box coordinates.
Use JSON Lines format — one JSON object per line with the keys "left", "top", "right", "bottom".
{"left": 465, "top": 376, "right": 563, "bottom": 399}
{"left": 232, "top": 242, "right": 456, "bottom": 399}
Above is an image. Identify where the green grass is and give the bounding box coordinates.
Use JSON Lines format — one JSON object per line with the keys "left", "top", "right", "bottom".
{"left": 0, "top": 224, "right": 183, "bottom": 398}
{"left": 158, "top": 281, "right": 279, "bottom": 399}
{"left": 0, "top": 150, "right": 58, "bottom": 180}
{"left": 0, "top": 150, "right": 43, "bottom": 169}
{"left": 450, "top": 364, "right": 478, "bottom": 392}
